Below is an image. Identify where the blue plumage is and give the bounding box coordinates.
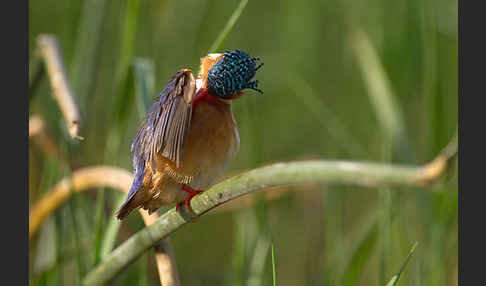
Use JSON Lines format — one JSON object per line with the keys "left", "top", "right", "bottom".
{"left": 207, "top": 50, "right": 263, "bottom": 97}
{"left": 121, "top": 72, "right": 185, "bottom": 208}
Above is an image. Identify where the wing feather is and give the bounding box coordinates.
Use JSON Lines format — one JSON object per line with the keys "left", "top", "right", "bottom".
{"left": 117, "top": 70, "right": 196, "bottom": 220}
{"left": 132, "top": 69, "right": 196, "bottom": 181}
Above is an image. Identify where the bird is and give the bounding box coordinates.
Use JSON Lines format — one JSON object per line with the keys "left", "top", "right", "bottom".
{"left": 115, "top": 50, "right": 263, "bottom": 220}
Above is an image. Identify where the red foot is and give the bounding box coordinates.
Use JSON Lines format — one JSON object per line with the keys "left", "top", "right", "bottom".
{"left": 177, "top": 185, "right": 204, "bottom": 221}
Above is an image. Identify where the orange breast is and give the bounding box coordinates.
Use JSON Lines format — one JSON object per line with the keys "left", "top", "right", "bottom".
{"left": 139, "top": 97, "right": 239, "bottom": 211}
{"left": 179, "top": 98, "right": 240, "bottom": 189}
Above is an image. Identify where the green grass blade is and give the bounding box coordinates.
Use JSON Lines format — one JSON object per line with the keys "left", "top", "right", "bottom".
{"left": 350, "top": 28, "right": 416, "bottom": 163}
{"left": 385, "top": 242, "right": 419, "bottom": 286}
{"left": 340, "top": 221, "right": 378, "bottom": 286}
{"left": 229, "top": 211, "right": 257, "bottom": 286}
{"left": 69, "top": 0, "right": 108, "bottom": 108}
{"left": 33, "top": 216, "right": 57, "bottom": 276}
{"left": 115, "top": 0, "right": 140, "bottom": 86}
{"left": 96, "top": 1, "right": 142, "bottom": 265}
{"left": 29, "top": 56, "right": 44, "bottom": 99}
{"left": 132, "top": 58, "right": 155, "bottom": 118}
{"left": 111, "top": 0, "right": 141, "bottom": 131}
{"left": 247, "top": 235, "right": 271, "bottom": 286}
{"left": 138, "top": 254, "right": 149, "bottom": 286}
{"left": 99, "top": 58, "right": 154, "bottom": 260}
{"left": 208, "top": 0, "right": 248, "bottom": 53}
{"left": 290, "top": 73, "right": 368, "bottom": 158}
{"left": 100, "top": 194, "right": 126, "bottom": 260}
{"left": 350, "top": 29, "right": 405, "bottom": 141}
{"left": 67, "top": 199, "right": 85, "bottom": 282}
{"left": 112, "top": 67, "right": 136, "bottom": 132}
{"left": 271, "top": 243, "right": 277, "bottom": 286}
{"left": 91, "top": 189, "right": 105, "bottom": 266}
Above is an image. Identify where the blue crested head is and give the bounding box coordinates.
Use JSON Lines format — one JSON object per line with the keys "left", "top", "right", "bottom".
{"left": 206, "top": 50, "right": 263, "bottom": 97}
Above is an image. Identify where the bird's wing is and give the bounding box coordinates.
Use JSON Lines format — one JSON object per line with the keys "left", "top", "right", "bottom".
{"left": 115, "top": 70, "right": 196, "bottom": 219}
{"left": 133, "top": 69, "right": 196, "bottom": 170}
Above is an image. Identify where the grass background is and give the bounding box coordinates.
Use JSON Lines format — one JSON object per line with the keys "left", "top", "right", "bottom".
{"left": 29, "top": 0, "right": 458, "bottom": 285}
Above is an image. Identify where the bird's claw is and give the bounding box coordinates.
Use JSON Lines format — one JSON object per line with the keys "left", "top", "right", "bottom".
{"left": 178, "top": 185, "right": 204, "bottom": 222}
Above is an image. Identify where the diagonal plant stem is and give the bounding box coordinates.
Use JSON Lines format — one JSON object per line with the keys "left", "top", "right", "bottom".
{"left": 37, "top": 34, "right": 84, "bottom": 140}
{"left": 350, "top": 28, "right": 405, "bottom": 142}
{"left": 29, "top": 56, "right": 45, "bottom": 99}
{"left": 80, "top": 134, "right": 456, "bottom": 286}
{"left": 208, "top": 0, "right": 248, "bottom": 53}
{"left": 385, "top": 242, "right": 419, "bottom": 286}
{"left": 271, "top": 243, "right": 277, "bottom": 286}
{"left": 153, "top": 237, "right": 180, "bottom": 286}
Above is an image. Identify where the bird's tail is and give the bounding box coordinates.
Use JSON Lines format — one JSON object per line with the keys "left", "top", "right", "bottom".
{"left": 115, "top": 168, "right": 145, "bottom": 220}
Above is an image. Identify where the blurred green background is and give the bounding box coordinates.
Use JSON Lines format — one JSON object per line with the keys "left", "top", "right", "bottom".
{"left": 29, "top": 0, "right": 458, "bottom": 285}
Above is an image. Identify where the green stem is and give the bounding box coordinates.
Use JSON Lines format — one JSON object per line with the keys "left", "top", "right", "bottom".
{"left": 81, "top": 155, "right": 453, "bottom": 286}
{"left": 208, "top": 0, "right": 248, "bottom": 53}
{"left": 29, "top": 56, "right": 45, "bottom": 99}
{"left": 271, "top": 243, "right": 277, "bottom": 286}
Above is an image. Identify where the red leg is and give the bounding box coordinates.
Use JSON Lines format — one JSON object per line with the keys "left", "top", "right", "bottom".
{"left": 179, "top": 185, "right": 204, "bottom": 212}
{"left": 178, "top": 185, "right": 204, "bottom": 222}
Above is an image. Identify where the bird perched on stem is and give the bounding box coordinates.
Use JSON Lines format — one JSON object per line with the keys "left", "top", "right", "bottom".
{"left": 116, "top": 50, "right": 263, "bottom": 220}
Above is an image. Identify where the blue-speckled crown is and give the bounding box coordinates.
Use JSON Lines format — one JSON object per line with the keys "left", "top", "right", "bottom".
{"left": 206, "top": 50, "right": 263, "bottom": 97}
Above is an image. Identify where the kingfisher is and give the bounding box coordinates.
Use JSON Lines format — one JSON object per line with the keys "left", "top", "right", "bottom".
{"left": 116, "top": 50, "right": 263, "bottom": 220}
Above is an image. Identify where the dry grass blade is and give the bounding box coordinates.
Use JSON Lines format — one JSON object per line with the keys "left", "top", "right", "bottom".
{"left": 153, "top": 237, "right": 180, "bottom": 286}
{"left": 37, "top": 34, "right": 84, "bottom": 140}
{"left": 29, "top": 115, "right": 45, "bottom": 139}
{"left": 29, "top": 115, "right": 64, "bottom": 163}
{"left": 420, "top": 128, "right": 458, "bottom": 185}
